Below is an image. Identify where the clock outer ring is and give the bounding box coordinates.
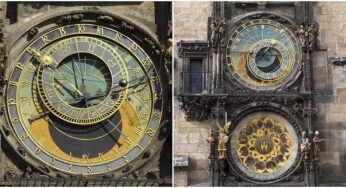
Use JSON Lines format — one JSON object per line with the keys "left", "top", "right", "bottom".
{"left": 1, "top": 10, "right": 169, "bottom": 178}
{"left": 226, "top": 103, "right": 303, "bottom": 184}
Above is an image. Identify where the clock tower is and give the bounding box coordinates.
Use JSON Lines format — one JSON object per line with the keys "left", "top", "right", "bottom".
{"left": 177, "top": 2, "right": 317, "bottom": 186}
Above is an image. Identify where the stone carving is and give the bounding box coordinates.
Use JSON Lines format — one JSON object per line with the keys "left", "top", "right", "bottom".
{"left": 210, "top": 19, "right": 225, "bottom": 48}
{"left": 98, "top": 15, "right": 114, "bottom": 23}
{"left": 121, "top": 164, "right": 133, "bottom": 173}
{"left": 163, "top": 38, "right": 172, "bottom": 69}
{"left": 55, "top": 14, "right": 84, "bottom": 24}
{"left": 131, "top": 170, "right": 139, "bottom": 179}
{"left": 298, "top": 24, "right": 306, "bottom": 47}
{"left": 23, "top": 166, "right": 33, "bottom": 178}
{"left": 210, "top": 21, "right": 217, "bottom": 47}
{"left": 313, "top": 131, "right": 324, "bottom": 158}
{"left": 2, "top": 124, "right": 10, "bottom": 136}
{"left": 297, "top": 21, "right": 317, "bottom": 50}
{"left": 144, "top": 37, "right": 157, "bottom": 50}
{"left": 72, "top": 14, "right": 85, "bottom": 22}
{"left": 178, "top": 96, "right": 215, "bottom": 121}
{"left": 307, "top": 22, "right": 317, "bottom": 49}
{"left": 300, "top": 131, "right": 310, "bottom": 160}
{"left": 28, "top": 27, "right": 39, "bottom": 37}
{"left": 217, "top": 121, "right": 231, "bottom": 159}
{"left": 177, "top": 41, "right": 208, "bottom": 58}
{"left": 206, "top": 130, "right": 215, "bottom": 158}
{"left": 121, "top": 21, "right": 135, "bottom": 31}
{"left": 83, "top": 6, "right": 100, "bottom": 10}
{"left": 178, "top": 94, "right": 305, "bottom": 121}
{"left": 146, "top": 169, "right": 160, "bottom": 179}
{"left": 56, "top": 15, "right": 72, "bottom": 24}
{"left": 4, "top": 170, "right": 18, "bottom": 181}
{"left": 17, "top": 146, "right": 26, "bottom": 157}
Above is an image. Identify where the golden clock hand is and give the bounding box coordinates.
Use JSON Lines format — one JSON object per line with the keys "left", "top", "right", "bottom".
{"left": 28, "top": 48, "right": 54, "bottom": 66}
{"left": 29, "top": 110, "right": 50, "bottom": 123}
{"left": 55, "top": 70, "right": 84, "bottom": 97}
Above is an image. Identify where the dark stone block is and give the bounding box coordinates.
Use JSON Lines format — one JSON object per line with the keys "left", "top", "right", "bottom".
{"left": 314, "top": 122, "right": 329, "bottom": 130}
{"left": 324, "top": 139, "right": 346, "bottom": 152}
{"left": 339, "top": 96, "right": 346, "bottom": 103}
{"left": 316, "top": 95, "right": 335, "bottom": 103}
{"left": 329, "top": 122, "right": 346, "bottom": 130}
{"left": 315, "top": 113, "right": 327, "bottom": 122}
{"left": 320, "top": 130, "right": 346, "bottom": 140}
{"left": 320, "top": 139, "right": 328, "bottom": 152}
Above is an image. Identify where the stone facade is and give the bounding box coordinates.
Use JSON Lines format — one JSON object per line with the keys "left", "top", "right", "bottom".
{"left": 174, "top": 1, "right": 346, "bottom": 186}
{"left": 173, "top": 2, "right": 212, "bottom": 186}
{"left": 314, "top": 2, "right": 346, "bottom": 185}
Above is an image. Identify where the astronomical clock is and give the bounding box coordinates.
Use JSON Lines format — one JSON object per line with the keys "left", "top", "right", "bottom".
{"left": 224, "top": 15, "right": 304, "bottom": 184}
{"left": 178, "top": 2, "right": 317, "bottom": 186}
{"left": 0, "top": 2, "right": 171, "bottom": 186}
{"left": 225, "top": 18, "right": 302, "bottom": 91}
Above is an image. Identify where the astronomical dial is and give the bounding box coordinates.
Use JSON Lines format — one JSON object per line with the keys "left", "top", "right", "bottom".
{"left": 36, "top": 36, "right": 128, "bottom": 125}
{"left": 5, "top": 24, "right": 164, "bottom": 175}
{"left": 226, "top": 19, "right": 302, "bottom": 91}
{"left": 229, "top": 112, "right": 299, "bottom": 182}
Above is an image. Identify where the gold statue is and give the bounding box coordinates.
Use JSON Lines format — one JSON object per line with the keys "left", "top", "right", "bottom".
{"left": 217, "top": 121, "right": 231, "bottom": 159}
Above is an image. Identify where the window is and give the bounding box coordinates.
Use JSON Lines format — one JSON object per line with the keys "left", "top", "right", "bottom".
{"left": 189, "top": 58, "right": 203, "bottom": 93}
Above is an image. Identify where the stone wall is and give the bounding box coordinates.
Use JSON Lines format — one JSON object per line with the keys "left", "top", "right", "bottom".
{"left": 173, "top": 1, "right": 212, "bottom": 186}
{"left": 173, "top": 1, "right": 212, "bottom": 95}
{"left": 313, "top": 1, "right": 346, "bottom": 184}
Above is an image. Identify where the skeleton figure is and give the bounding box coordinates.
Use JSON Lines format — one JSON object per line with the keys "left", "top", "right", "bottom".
{"left": 217, "top": 121, "right": 231, "bottom": 159}
{"left": 313, "top": 131, "right": 324, "bottom": 158}
{"left": 300, "top": 131, "right": 310, "bottom": 160}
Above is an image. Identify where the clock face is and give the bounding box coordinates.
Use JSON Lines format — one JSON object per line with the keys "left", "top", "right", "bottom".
{"left": 226, "top": 19, "right": 302, "bottom": 91}
{"left": 229, "top": 112, "right": 299, "bottom": 182}
{"left": 5, "top": 24, "right": 163, "bottom": 175}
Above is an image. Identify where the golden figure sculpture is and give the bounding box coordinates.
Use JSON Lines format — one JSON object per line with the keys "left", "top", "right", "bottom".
{"left": 217, "top": 121, "right": 231, "bottom": 159}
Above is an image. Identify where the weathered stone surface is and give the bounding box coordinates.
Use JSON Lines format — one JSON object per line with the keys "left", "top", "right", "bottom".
{"left": 316, "top": 95, "right": 335, "bottom": 103}
{"left": 329, "top": 121, "right": 346, "bottom": 130}
{"left": 174, "top": 170, "right": 188, "bottom": 187}
{"left": 188, "top": 170, "right": 209, "bottom": 186}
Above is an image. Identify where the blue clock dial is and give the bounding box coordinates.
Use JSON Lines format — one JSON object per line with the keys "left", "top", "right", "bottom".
{"left": 226, "top": 19, "right": 302, "bottom": 91}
